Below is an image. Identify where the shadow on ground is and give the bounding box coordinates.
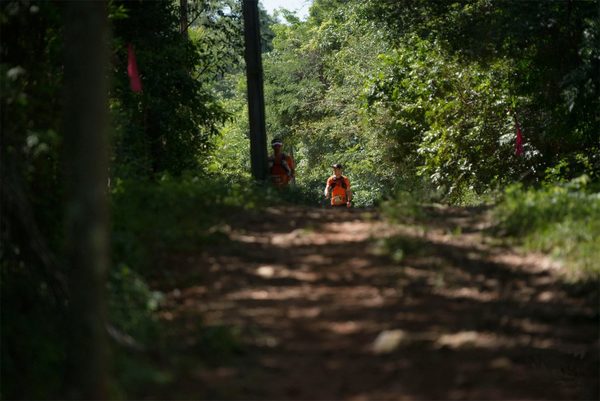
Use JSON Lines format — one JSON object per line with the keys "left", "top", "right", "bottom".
{"left": 143, "top": 205, "right": 599, "bottom": 400}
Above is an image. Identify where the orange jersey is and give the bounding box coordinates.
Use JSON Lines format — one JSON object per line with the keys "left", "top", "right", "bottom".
{"left": 327, "top": 175, "right": 350, "bottom": 205}
{"left": 269, "top": 153, "right": 295, "bottom": 187}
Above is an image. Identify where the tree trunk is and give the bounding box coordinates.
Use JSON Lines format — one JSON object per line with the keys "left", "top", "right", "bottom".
{"left": 180, "top": 0, "right": 189, "bottom": 38}
{"left": 242, "top": 0, "right": 268, "bottom": 181}
{"left": 63, "top": 1, "right": 110, "bottom": 399}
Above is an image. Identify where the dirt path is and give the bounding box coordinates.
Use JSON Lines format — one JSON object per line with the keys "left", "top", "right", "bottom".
{"left": 148, "top": 205, "right": 598, "bottom": 400}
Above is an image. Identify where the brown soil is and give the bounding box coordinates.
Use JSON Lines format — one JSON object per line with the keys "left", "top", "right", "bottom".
{"left": 145, "top": 205, "right": 599, "bottom": 400}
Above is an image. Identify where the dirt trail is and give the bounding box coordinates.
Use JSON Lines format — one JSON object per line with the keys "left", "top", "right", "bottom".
{"left": 149, "top": 205, "right": 598, "bottom": 400}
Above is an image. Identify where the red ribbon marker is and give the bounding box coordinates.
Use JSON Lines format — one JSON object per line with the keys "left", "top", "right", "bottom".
{"left": 127, "top": 43, "right": 142, "bottom": 93}
{"left": 513, "top": 112, "right": 523, "bottom": 156}
{"left": 514, "top": 117, "right": 523, "bottom": 157}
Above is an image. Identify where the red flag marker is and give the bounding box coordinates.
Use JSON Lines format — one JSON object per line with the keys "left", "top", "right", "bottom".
{"left": 515, "top": 117, "right": 523, "bottom": 157}
{"left": 127, "top": 43, "right": 142, "bottom": 93}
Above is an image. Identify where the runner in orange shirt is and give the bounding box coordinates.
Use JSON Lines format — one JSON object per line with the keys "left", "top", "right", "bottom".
{"left": 324, "top": 163, "right": 352, "bottom": 207}
{"left": 268, "top": 138, "right": 295, "bottom": 188}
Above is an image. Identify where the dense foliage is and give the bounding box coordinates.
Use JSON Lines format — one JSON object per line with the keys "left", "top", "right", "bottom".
{"left": 218, "top": 0, "right": 598, "bottom": 204}
{"left": 110, "top": 0, "right": 240, "bottom": 178}
{"left": 360, "top": 0, "right": 599, "bottom": 199}
{"left": 0, "top": 0, "right": 247, "bottom": 397}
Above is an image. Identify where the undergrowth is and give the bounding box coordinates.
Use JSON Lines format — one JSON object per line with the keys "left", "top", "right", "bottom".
{"left": 493, "top": 175, "right": 600, "bottom": 281}
{"left": 380, "top": 175, "right": 599, "bottom": 282}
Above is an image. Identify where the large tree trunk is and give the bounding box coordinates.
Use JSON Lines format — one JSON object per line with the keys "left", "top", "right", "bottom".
{"left": 63, "top": 1, "right": 110, "bottom": 399}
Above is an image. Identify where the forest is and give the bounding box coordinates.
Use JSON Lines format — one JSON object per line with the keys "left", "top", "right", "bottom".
{"left": 1, "top": 0, "right": 598, "bottom": 399}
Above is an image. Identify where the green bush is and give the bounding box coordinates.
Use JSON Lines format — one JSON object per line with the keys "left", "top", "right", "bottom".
{"left": 493, "top": 175, "right": 600, "bottom": 280}
{"left": 110, "top": 174, "right": 270, "bottom": 272}
{"left": 107, "top": 263, "right": 167, "bottom": 398}
{"left": 108, "top": 264, "right": 163, "bottom": 344}
{"left": 380, "top": 190, "right": 426, "bottom": 224}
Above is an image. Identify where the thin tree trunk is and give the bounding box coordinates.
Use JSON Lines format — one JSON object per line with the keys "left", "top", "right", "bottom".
{"left": 180, "top": 0, "right": 189, "bottom": 38}
{"left": 242, "top": 0, "right": 268, "bottom": 181}
{"left": 63, "top": 1, "right": 110, "bottom": 399}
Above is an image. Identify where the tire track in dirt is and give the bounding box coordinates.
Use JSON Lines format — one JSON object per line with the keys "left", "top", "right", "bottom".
{"left": 149, "top": 205, "right": 599, "bottom": 400}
